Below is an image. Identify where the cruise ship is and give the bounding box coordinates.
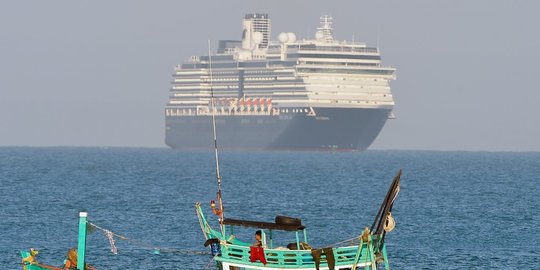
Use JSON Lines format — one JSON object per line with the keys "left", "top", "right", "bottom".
{"left": 165, "top": 14, "right": 396, "bottom": 151}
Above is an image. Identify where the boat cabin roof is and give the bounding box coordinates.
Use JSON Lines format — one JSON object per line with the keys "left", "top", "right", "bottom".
{"left": 223, "top": 218, "right": 305, "bottom": 231}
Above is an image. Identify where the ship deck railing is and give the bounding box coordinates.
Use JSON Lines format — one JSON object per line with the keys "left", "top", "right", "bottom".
{"left": 166, "top": 109, "right": 278, "bottom": 117}
{"left": 165, "top": 99, "right": 394, "bottom": 117}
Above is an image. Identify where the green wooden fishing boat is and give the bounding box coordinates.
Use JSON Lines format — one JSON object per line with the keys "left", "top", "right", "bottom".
{"left": 21, "top": 212, "right": 93, "bottom": 270}
{"left": 194, "top": 45, "right": 403, "bottom": 270}
{"left": 196, "top": 170, "right": 401, "bottom": 270}
{"left": 20, "top": 250, "right": 62, "bottom": 270}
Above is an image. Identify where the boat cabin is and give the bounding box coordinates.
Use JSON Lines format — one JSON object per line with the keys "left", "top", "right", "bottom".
{"left": 222, "top": 216, "right": 308, "bottom": 250}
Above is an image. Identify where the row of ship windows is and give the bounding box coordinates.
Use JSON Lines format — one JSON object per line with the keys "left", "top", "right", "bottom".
{"left": 172, "top": 84, "right": 388, "bottom": 91}
{"left": 181, "top": 60, "right": 381, "bottom": 70}
{"left": 174, "top": 77, "right": 299, "bottom": 84}
{"left": 174, "top": 69, "right": 295, "bottom": 77}
{"left": 174, "top": 75, "right": 388, "bottom": 84}
{"left": 172, "top": 84, "right": 305, "bottom": 90}
{"left": 173, "top": 76, "right": 386, "bottom": 83}
{"left": 300, "top": 61, "right": 378, "bottom": 67}
{"left": 176, "top": 67, "right": 392, "bottom": 76}
{"left": 290, "top": 53, "right": 381, "bottom": 60}
{"left": 305, "top": 76, "right": 384, "bottom": 81}
{"left": 181, "top": 61, "right": 296, "bottom": 69}
{"left": 170, "top": 90, "right": 391, "bottom": 98}
{"left": 297, "top": 68, "right": 394, "bottom": 75}
{"left": 267, "top": 44, "right": 378, "bottom": 53}
{"left": 171, "top": 91, "right": 307, "bottom": 98}
{"left": 172, "top": 86, "right": 388, "bottom": 94}
{"left": 197, "top": 77, "right": 288, "bottom": 82}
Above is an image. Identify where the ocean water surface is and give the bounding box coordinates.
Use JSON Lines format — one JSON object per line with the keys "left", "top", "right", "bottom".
{"left": 1, "top": 148, "right": 539, "bottom": 269}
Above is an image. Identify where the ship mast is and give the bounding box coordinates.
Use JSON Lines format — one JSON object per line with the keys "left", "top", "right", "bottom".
{"left": 317, "top": 15, "right": 334, "bottom": 43}
{"left": 207, "top": 40, "right": 225, "bottom": 235}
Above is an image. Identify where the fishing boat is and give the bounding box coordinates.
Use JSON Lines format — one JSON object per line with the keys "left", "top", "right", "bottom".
{"left": 20, "top": 251, "right": 62, "bottom": 270}
{"left": 21, "top": 212, "right": 93, "bottom": 270}
{"left": 195, "top": 41, "right": 403, "bottom": 270}
{"left": 196, "top": 170, "right": 401, "bottom": 270}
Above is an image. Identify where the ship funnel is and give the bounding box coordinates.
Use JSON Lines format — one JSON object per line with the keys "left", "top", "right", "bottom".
{"left": 242, "top": 13, "right": 271, "bottom": 50}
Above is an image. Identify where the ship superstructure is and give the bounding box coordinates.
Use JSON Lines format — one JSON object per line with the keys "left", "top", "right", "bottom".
{"left": 165, "top": 14, "right": 396, "bottom": 151}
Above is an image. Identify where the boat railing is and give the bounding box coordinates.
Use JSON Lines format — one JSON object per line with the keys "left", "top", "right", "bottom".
{"left": 218, "top": 243, "right": 374, "bottom": 267}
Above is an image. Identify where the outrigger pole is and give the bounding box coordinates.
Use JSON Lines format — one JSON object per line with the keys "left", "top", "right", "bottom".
{"left": 77, "top": 212, "right": 88, "bottom": 270}
{"left": 207, "top": 40, "right": 225, "bottom": 236}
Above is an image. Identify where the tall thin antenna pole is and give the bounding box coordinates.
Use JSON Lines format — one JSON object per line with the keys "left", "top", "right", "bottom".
{"left": 377, "top": 23, "right": 381, "bottom": 53}
{"left": 207, "top": 40, "right": 225, "bottom": 234}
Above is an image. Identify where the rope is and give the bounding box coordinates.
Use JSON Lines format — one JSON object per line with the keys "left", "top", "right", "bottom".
{"left": 328, "top": 213, "right": 397, "bottom": 247}
{"left": 203, "top": 255, "right": 219, "bottom": 270}
{"left": 196, "top": 203, "right": 209, "bottom": 240}
{"left": 330, "top": 183, "right": 400, "bottom": 247}
{"left": 328, "top": 234, "right": 361, "bottom": 247}
{"left": 88, "top": 222, "right": 211, "bottom": 255}
{"left": 104, "top": 229, "right": 118, "bottom": 254}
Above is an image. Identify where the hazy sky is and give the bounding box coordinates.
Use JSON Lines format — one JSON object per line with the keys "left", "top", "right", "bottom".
{"left": 1, "top": 1, "right": 539, "bottom": 151}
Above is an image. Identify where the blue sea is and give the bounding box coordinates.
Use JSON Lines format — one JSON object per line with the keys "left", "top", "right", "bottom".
{"left": 1, "top": 148, "right": 539, "bottom": 269}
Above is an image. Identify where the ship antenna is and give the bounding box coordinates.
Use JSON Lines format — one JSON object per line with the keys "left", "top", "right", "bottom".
{"left": 376, "top": 24, "right": 381, "bottom": 52}
{"left": 207, "top": 40, "right": 225, "bottom": 234}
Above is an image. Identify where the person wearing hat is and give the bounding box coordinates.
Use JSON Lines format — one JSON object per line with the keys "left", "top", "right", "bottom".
{"left": 63, "top": 248, "right": 80, "bottom": 270}
{"left": 22, "top": 248, "right": 38, "bottom": 270}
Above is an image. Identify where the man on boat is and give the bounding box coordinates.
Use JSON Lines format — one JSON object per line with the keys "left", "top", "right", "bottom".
{"left": 21, "top": 248, "right": 38, "bottom": 270}
{"left": 63, "top": 248, "right": 95, "bottom": 270}
{"left": 249, "top": 230, "right": 267, "bottom": 265}
{"left": 252, "top": 230, "right": 262, "bottom": 247}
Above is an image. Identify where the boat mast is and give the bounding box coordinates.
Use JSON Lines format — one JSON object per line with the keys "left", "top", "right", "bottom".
{"left": 207, "top": 40, "right": 225, "bottom": 235}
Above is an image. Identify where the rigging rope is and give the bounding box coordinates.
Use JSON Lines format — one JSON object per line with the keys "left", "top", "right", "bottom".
{"left": 328, "top": 234, "right": 363, "bottom": 247}
{"left": 196, "top": 203, "right": 210, "bottom": 240}
{"left": 207, "top": 40, "right": 225, "bottom": 237}
{"left": 329, "top": 192, "right": 399, "bottom": 248}
{"left": 104, "top": 229, "right": 118, "bottom": 254}
{"left": 88, "top": 222, "right": 211, "bottom": 255}
{"left": 203, "top": 255, "right": 219, "bottom": 270}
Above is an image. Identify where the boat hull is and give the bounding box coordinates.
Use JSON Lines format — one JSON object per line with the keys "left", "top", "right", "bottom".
{"left": 220, "top": 261, "right": 375, "bottom": 270}
{"left": 165, "top": 107, "right": 391, "bottom": 151}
